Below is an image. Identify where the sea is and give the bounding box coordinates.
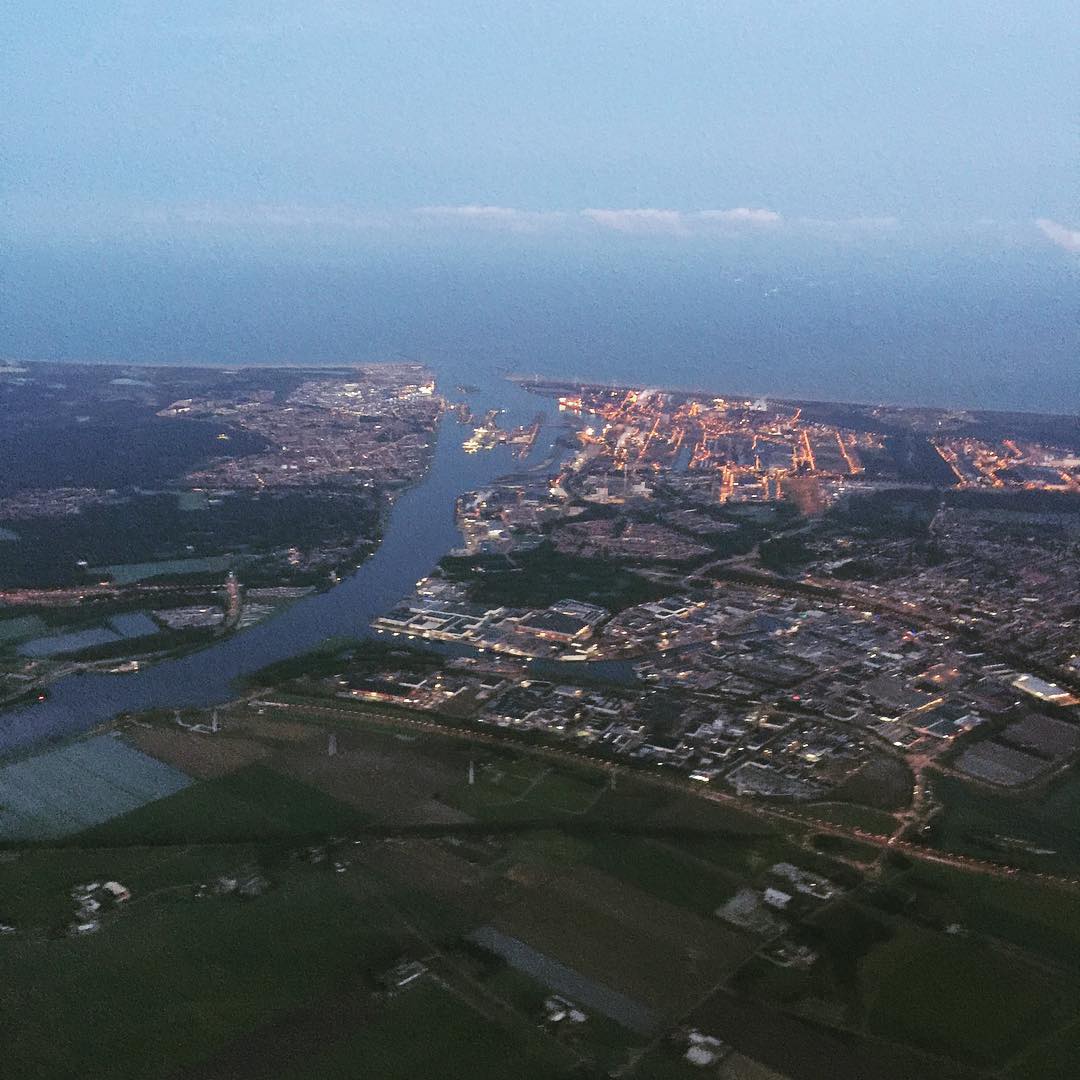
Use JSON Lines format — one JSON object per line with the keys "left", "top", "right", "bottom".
{"left": 2, "top": 236, "right": 1077, "bottom": 413}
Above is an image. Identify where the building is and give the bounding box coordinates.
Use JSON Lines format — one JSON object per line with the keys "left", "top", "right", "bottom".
{"left": 514, "top": 603, "right": 606, "bottom": 644}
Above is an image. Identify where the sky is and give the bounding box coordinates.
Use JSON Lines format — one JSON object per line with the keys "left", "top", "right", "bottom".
{"left": 2, "top": 1, "right": 1077, "bottom": 251}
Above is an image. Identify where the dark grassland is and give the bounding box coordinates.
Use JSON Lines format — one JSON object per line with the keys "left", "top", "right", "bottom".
{"left": 0, "top": 407, "right": 268, "bottom": 498}
{"left": 75, "top": 764, "right": 370, "bottom": 846}
{"left": 926, "top": 770, "right": 1080, "bottom": 876}
{"left": 6, "top": 709, "right": 1080, "bottom": 1079}
{"left": 440, "top": 541, "right": 672, "bottom": 610}
{"left": 3, "top": 875, "right": 403, "bottom": 1080}
{"left": 0, "top": 490, "right": 378, "bottom": 588}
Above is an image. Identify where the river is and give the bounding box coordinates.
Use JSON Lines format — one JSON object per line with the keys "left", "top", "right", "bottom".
{"left": 0, "top": 375, "right": 564, "bottom": 757}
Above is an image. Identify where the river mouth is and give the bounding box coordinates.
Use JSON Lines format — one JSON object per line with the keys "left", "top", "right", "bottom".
{"left": 0, "top": 375, "right": 567, "bottom": 758}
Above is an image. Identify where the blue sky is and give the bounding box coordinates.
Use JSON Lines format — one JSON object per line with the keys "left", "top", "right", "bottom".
{"left": 2, "top": 1, "right": 1077, "bottom": 251}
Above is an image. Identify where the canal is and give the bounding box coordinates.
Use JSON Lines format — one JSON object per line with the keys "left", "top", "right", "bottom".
{"left": 0, "top": 374, "right": 567, "bottom": 756}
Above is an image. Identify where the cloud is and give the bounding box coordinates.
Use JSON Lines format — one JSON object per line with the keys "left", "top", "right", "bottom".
{"left": 414, "top": 205, "right": 566, "bottom": 232}
{"left": 698, "top": 207, "right": 782, "bottom": 226}
{"left": 166, "top": 202, "right": 783, "bottom": 237}
{"left": 581, "top": 207, "right": 783, "bottom": 234}
{"left": 581, "top": 208, "right": 688, "bottom": 234}
{"left": 1036, "top": 218, "right": 1080, "bottom": 253}
{"left": 4, "top": 198, "right": 928, "bottom": 246}
{"left": 420, "top": 204, "right": 781, "bottom": 236}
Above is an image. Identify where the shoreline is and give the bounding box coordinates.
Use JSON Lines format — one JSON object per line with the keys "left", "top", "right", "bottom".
{"left": 508, "top": 373, "right": 1080, "bottom": 423}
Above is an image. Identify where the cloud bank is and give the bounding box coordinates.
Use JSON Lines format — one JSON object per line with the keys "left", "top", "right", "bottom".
{"left": 699, "top": 207, "right": 782, "bottom": 225}
{"left": 581, "top": 208, "right": 689, "bottom": 233}
{"left": 14, "top": 198, "right": 1067, "bottom": 252}
{"left": 1036, "top": 218, "right": 1080, "bottom": 253}
{"left": 414, "top": 205, "right": 566, "bottom": 232}
{"left": 121, "top": 201, "right": 790, "bottom": 239}
{"left": 582, "top": 207, "right": 781, "bottom": 233}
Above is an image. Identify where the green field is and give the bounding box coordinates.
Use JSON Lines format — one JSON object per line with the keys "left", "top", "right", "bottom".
{"left": 929, "top": 771, "right": 1080, "bottom": 875}
{"left": 494, "top": 826, "right": 747, "bottom": 922}
{"left": 2, "top": 875, "right": 402, "bottom": 1080}
{"left": 799, "top": 801, "right": 898, "bottom": 835}
{"left": 15, "top": 700, "right": 1076, "bottom": 1078}
{"left": 1007, "top": 1016, "right": 1080, "bottom": 1080}
{"left": 678, "top": 823, "right": 822, "bottom": 879}
{"left": 443, "top": 759, "right": 605, "bottom": 821}
{"left": 280, "top": 981, "right": 571, "bottom": 1080}
{"left": 451, "top": 770, "right": 857, "bottom": 917}
{"left": 899, "top": 860, "right": 1080, "bottom": 968}
{"left": 77, "top": 764, "right": 369, "bottom": 846}
{"left": 732, "top": 955, "right": 817, "bottom": 1008}
{"left": 860, "top": 926, "right": 1079, "bottom": 1066}
{"left": 585, "top": 836, "right": 739, "bottom": 917}
{"left": 0, "top": 844, "right": 259, "bottom": 928}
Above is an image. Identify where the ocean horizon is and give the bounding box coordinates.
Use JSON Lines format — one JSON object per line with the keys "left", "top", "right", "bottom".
{"left": 3, "top": 238, "right": 1077, "bottom": 415}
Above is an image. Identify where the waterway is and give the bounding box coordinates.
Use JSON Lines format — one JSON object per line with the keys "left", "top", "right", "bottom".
{"left": 0, "top": 375, "right": 567, "bottom": 757}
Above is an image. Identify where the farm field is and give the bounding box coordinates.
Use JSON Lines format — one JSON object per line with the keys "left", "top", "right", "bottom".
{"left": 0, "top": 842, "right": 262, "bottom": 927}
{"left": 77, "top": 763, "right": 369, "bottom": 846}
{"left": 3, "top": 874, "right": 400, "bottom": 1080}
{"left": 897, "top": 859, "right": 1080, "bottom": 968}
{"left": 1006, "top": 1018, "right": 1080, "bottom": 1080}
{"left": 442, "top": 758, "right": 606, "bottom": 820}
{"left": 928, "top": 771, "right": 1080, "bottom": 875}
{"left": 278, "top": 980, "right": 570, "bottom": 1080}
{"left": 0, "top": 734, "right": 191, "bottom": 841}
{"left": 796, "top": 801, "right": 898, "bottom": 835}
{"left": 859, "top": 926, "right": 1079, "bottom": 1067}
{"left": 9, "top": 702, "right": 1080, "bottom": 1079}
{"left": 491, "top": 859, "right": 758, "bottom": 1016}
